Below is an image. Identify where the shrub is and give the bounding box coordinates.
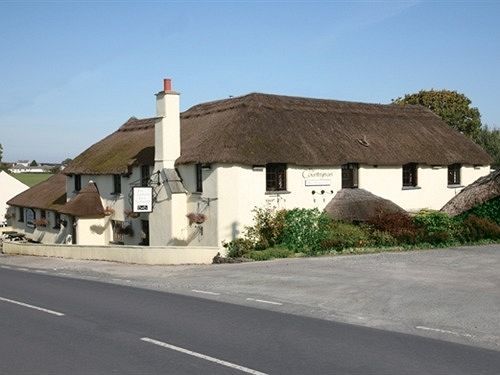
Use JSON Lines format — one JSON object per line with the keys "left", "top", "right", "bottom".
{"left": 461, "top": 197, "right": 500, "bottom": 225}
{"left": 281, "top": 208, "right": 331, "bottom": 254}
{"left": 368, "top": 211, "right": 422, "bottom": 244}
{"left": 369, "top": 229, "right": 398, "bottom": 247}
{"left": 223, "top": 238, "right": 254, "bottom": 258}
{"left": 321, "top": 221, "right": 371, "bottom": 251}
{"left": 244, "top": 207, "right": 286, "bottom": 250}
{"left": 245, "top": 247, "right": 294, "bottom": 261}
{"left": 413, "top": 210, "right": 456, "bottom": 244}
{"left": 456, "top": 215, "right": 500, "bottom": 242}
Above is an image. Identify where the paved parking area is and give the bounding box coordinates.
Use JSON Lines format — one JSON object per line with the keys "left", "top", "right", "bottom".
{"left": 1, "top": 244, "right": 499, "bottom": 350}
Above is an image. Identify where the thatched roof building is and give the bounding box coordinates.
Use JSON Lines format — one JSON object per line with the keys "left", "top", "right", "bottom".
{"left": 324, "top": 188, "right": 406, "bottom": 222}
{"left": 63, "top": 93, "right": 492, "bottom": 175}
{"left": 59, "top": 182, "right": 105, "bottom": 218}
{"left": 441, "top": 169, "right": 500, "bottom": 216}
{"left": 7, "top": 173, "right": 66, "bottom": 211}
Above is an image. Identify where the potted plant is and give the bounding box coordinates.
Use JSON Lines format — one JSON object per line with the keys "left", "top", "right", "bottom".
{"left": 34, "top": 218, "right": 48, "bottom": 227}
{"left": 186, "top": 213, "right": 207, "bottom": 226}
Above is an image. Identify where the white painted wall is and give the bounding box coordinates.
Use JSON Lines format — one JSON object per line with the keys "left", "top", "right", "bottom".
{"left": 192, "top": 163, "right": 490, "bottom": 245}
{"left": 9, "top": 208, "right": 71, "bottom": 244}
{"left": 0, "top": 171, "right": 28, "bottom": 224}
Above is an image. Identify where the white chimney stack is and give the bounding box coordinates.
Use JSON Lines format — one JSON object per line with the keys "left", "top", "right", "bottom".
{"left": 155, "top": 78, "right": 180, "bottom": 168}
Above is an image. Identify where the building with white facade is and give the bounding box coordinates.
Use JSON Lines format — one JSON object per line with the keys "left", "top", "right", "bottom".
{"left": 0, "top": 171, "right": 29, "bottom": 226}
{"left": 7, "top": 79, "right": 492, "bottom": 247}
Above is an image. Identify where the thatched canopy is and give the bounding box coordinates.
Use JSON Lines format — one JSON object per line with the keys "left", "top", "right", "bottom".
{"left": 7, "top": 173, "right": 67, "bottom": 211}
{"left": 64, "top": 93, "right": 491, "bottom": 175}
{"left": 324, "top": 188, "right": 406, "bottom": 222}
{"left": 441, "top": 169, "right": 500, "bottom": 216}
{"left": 59, "top": 182, "right": 105, "bottom": 218}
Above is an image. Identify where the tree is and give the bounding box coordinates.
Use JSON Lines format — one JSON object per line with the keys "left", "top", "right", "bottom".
{"left": 61, "top": 158, "right": 72, "bottom": 166}
{"left": 0, "top": 143, "right": 3, "bottom": 162}
{"left": 475, "top": 126, "right": 500, "bottom": 167}
{"left": 393, "top": 90, "right": 481, "bottom": 139}
{"left": 30, "top": 160, "right": 38, "bottom": 166}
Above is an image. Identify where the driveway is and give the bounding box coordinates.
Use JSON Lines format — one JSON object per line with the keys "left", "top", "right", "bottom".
{"left": 1, "top": 244, "right": 499, "bottom": 351}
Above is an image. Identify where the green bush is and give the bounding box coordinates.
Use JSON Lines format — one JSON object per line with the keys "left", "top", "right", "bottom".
{"left": 456, "top": 215, "right": 500, "bottom": 242}
{"left": 321, "top": 221, "right": 371, "bottom": 251}
{"left": 223, "top": 238, "right": 254, "bottom": 258}
{"left": 413, "top": 210, "right": 456, "bottom": 244}
{"left": 461, "top": 197, "right": 500, "bottom": 225}
{"left": 369, "top": 229, "right": 398, "bottom": 247}
{"left": 245, "top": 247, "right": 294, "bottom": 261}
{"left": 244, "top": 207, "right": 286, "bottom": 249}
{"left": 281, "top": 208, "right": 331, "bottom": 254}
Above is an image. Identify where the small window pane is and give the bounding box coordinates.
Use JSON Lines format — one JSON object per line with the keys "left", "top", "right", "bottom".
{"left": 266, "top": 164, "right": 287, "bottom": 191}
{"left": 448, "top": 164, "right": 461, "bottom": 185}
{"left": 113, "top": 174, "right": 122, "bottom": 194}
{"left": 74, "top": 175, "right": 82, "bottom": 191}
{"left": 141, "top": 166, "right": 150, "bottom": 187}
{"left": 403, "top": 163, "right": 418, "bottom": 187}
{"left": 196, "top": 164, "right": 203, "bottom": 193}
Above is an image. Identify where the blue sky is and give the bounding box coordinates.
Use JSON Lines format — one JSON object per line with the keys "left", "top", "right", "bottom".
{"left": 0, "top": 0, "right": 499, "bottom": 162}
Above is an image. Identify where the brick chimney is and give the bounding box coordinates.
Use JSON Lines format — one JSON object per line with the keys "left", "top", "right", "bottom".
{"left": 155, "top": 78, "right": 180, "bottom": 168}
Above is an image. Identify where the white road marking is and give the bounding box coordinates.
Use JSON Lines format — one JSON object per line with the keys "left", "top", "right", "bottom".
{"left": 0, "top": 296, "right": 65, "bottom": 316}
{"left": 58, "top": 272, "right": 70, "bottom": 276}
{"left": 141, "top": 337, "right": 268, "bottom": 375}
{"left": 35, "top": 270, "right": 48, "bottom": 273}
{"left": 0, "top": 265, "right": 12, "bottom": 269}
{"left": 416, "top": 326, "right": 473, "bottom": 338}
{"left": 191, "top": 289, "right": 220, "bottom": 296}
{"left": 246, "top": 298, "right": 282, "bottom": 306}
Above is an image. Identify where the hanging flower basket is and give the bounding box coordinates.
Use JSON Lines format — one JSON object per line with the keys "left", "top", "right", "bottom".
{"left": 103, "top": 206, "right": 115, "bottom": 216}
{"left": 34, "top": 218, "right": 48, "bottom": 227}
{"left": 186, "top": 213, "right": 207, "bottom": 226}
{"left": 124, "top": 209, "right": 140, "bottom": 219}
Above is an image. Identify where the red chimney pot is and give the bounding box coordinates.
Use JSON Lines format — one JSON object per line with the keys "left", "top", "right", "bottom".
{"left": 163, "top": 78, "right": 172, "bottom": 92}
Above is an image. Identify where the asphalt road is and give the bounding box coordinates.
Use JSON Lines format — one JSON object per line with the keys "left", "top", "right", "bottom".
{"left": 1, "top": 267, "right": 499, "bottom": 374}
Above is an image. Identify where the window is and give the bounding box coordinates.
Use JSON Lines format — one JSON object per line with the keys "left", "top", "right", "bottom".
{"left": 195, "top": 164, "right": 203, "bottom": 193}
{"left": 25, "top": 208, "right": 35, "bottom": 228}
{"left": 341, "top": 163, "right": 359, "bottom": 189}
{"left": 113, "top": 174, "right": 122, "bottom": 194}
{"left": 74, "top": 175, "right": 81, "bottom": 191}
{"left": 402, "top": 163, "right": 418, "bottom": 187}
{"left": 141, "top": 220, "right": 150, "bottom": 246}
{"left": 40, "top": 210, "right": 46, "bottom": 219}
{"left": 54, "top": 212, "right": 61, "bottom": 229}
{"left": 18, "top": 207, "right": 24, "bottom": 222}
{"left": 111, "top": 220, "right": 124, "bottom": 244}
{"left": 448, "top": 164, "right": 461, "bottom": 185}
{"left": 266, "top": 163, "right": 287, "bottom": 191}
{"left": 141, "top": 165, "right": 150, "bottom": 187}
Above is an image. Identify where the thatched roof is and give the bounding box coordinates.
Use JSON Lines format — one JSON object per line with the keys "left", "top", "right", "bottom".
{"left": 65, "top": 93, "right": 492, "bottom": 175}
{"left": 324, "top": 188, "right": 406, "bottom": 222}
{"left": 64, "top": 117, "right": 158, "bottom": 175}
{"left": 441, "top": 169, "right": 500, "bottom": 216}
{"left": 59, "top": 182, "right": 105, "bottom": 218}
{"left": 7, "top": 173, "right": 66, "bottom": 211}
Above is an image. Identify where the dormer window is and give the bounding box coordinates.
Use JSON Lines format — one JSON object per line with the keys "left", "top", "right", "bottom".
{"left": 196, "top": 164, "right": 203, "bottom": 193}
{"left": 113, "top": 174, "right": 122, "bottom": 194}
{"left": 74, "top": 175, "right": 81, "bottom": 191}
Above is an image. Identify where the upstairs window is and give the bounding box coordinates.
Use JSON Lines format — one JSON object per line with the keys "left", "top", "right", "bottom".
{"left": 141, "top": 165, "right": 151, "bottom": 187}
{"left": 266, "top": 163, "right": 287, "bottom": 192}
{"left": 196, "top": 164, "right": 203, "bottom": 193}
{"left": 113, "top": 174, "right": 122, "bottom": 194}
{"left": 341, "top": 163, "right": 359, "bottom": 189}
{"left": 74, "top": 175, "right": 81, "bottom": 192}
{"left": 402, "top": 163, "right": 418, "bottom": 187}
{"left": 448, "top": 164, "right": 461, "bottom": 185}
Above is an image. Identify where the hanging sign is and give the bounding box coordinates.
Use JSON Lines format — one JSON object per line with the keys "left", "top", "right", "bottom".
{"left": 132, "top": 187, "right": 153, "bottom": 213}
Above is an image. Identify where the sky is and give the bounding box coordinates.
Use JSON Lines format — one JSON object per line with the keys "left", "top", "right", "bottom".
{"left": 0, "top": 0, "right": 499, "bottom": 163}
